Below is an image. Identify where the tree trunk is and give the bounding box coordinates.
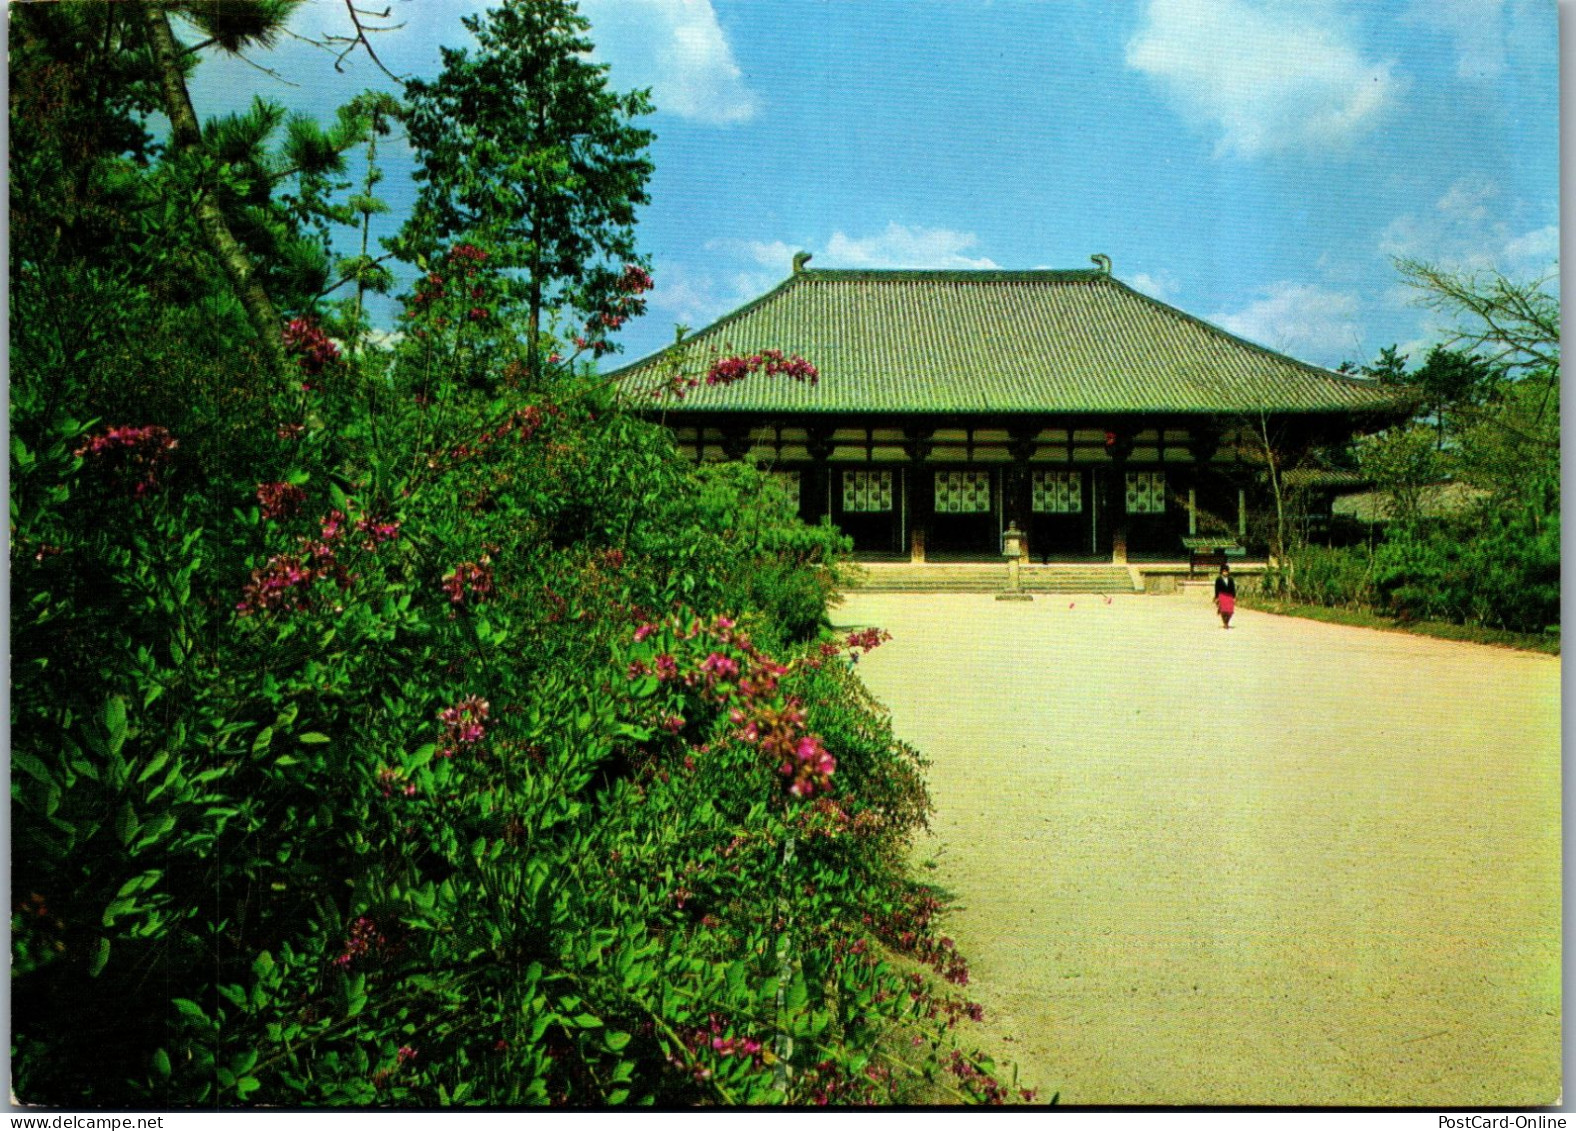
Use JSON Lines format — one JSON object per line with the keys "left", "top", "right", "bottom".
{"left": 140, "top": 4, "right": 288, "bottom": 377}
{"left": 529, "top": 241, "right": 543, "bottom": 381}
{"left": 1257, "top": 412, "right": 1294, "bottom": 596}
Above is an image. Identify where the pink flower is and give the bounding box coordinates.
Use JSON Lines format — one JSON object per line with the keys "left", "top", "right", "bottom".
{"left": 355, "top": 514, "right": 401, "bottom": 550}
{"left": 699, "top": 652, "right": 739, "bottom": 681}
{"left": 448, "top": 243, "right": 488, "bottom": 265}
{"left": 237, "top": 552, "right": 325, "bottom": 616}
{"left": 256, "top": 481, "right": 307, "bottom": 522}
{"left": 74, "top": 424, "right": 179, "bottom": 496}
{"left": 376, "top": 767, "right": 417, "bottom": 798}
{"left": 333, "top": 915, "right": 387, "bottom": 969}
{"left": 633, "top": 623, "right": 657, "bottom": 643}
{"left": 442, "top": 560, "right": 495, "bottom": 605}
{"left": 619, "top": 265, "right": 653, "bottom": 294}
{"left": 783, "top": 734, "right": 836, "bottom": 799}
{"left": 703, "top": 349, "right": 818, "bottom": 389}
{"left": 844, "top": 627, "right": 891, "bottom": 654}
{"left": 283, "top": 318, "right": 340, "bottom": 378}
{"left": 438, "top": 695, "right": 490, "bottom": 758}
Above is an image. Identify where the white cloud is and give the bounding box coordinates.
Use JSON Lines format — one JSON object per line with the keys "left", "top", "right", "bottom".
{"left": 1208, "top": 282, "right": 1365, "bottom": 363}
{"left": 705, "top": 238, "right": 797, "bottom": 270}
{"left": 712, "top": 225, "right": 999, "bottom": 272}
{"left": 1128, "top": 270, "right": 1180, "bottom": 302}
{"left": 646, "top": 223, "right": 999, "bottom": 335}
{"left": 1379, "top": 176, "right": 1559, "bottom": 276}
{"left": 1501, "top": 224, "right": 1558, "bottom": 267}
{"left": 642, "top": 260, "right": 778, "bottom": 332}
{"left": 581, "top": 0, "right": 758, "bottom": 124}
{"left": 819, "top": 223, "right": 998, "bottom": 269}
{"left": 1126, "top": 0, "right": 1401, "bottom": 158}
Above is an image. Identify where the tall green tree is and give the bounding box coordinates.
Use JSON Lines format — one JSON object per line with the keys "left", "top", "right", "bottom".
{"left": 1411, "top": 346, "right": 1502, "bottom": 448}
{"left": 399, "top": 0, "right": 655, "bottom": 371}
{"left": 1357, "top": 344, "right": 1411, "bottom": 385}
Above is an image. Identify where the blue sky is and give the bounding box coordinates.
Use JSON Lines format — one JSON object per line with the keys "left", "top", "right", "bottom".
{"left": 191, "top": 0, "right": 1561, "bottom": 371}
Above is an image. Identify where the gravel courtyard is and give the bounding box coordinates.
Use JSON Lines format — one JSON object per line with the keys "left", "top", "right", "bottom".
{"left": 834, "top": 591, "right": 1561, "bottom": 1107}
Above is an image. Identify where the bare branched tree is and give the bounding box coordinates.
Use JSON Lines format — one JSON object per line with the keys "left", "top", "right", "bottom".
{"left": 1395, "top": 258, "right": 1559, "bottom": 377}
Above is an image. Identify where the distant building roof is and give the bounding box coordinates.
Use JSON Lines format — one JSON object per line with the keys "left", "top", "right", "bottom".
{"left": 1282, "top": 468, "right": 1371, "bottom": 491}
{"left": 615, "top": 261, "right": 1406, "bottom": 416}
{"left": 1332, "top": 483, "right": 1490, "bottom": 523}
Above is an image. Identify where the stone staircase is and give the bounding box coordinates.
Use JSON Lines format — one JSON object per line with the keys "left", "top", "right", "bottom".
{"left": 848, "top": 562, "right": 1141, "bottom": 595}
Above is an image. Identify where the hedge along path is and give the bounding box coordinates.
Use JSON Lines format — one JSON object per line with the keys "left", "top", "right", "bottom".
{"left": 835, "top": 590, "right": 1561, "bottom": 1106}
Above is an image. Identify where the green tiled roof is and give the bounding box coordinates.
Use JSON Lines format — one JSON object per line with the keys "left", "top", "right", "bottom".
{"left": 615, "top": 266, "right": 1403, "bottom": 415}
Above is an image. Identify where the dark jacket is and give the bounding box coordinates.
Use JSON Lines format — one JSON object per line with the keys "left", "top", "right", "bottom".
{"left": 1214, "top": 574, "right": 1236, "bottom": 599}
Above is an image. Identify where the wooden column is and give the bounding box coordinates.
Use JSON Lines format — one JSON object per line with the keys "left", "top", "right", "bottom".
{"left": 902, "top": 427, "right": 935, "bottom": 563}
{"left": 804, "top": 427, "right": 833, "bottom": 526}
{"left": 1104, "top": 428, "right": 1134, "bottom": 564}
{"left": 1007, "top": 428, "right": 1037, "bottom": 559}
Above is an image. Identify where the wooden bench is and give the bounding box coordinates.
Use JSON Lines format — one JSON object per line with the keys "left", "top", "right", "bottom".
{"left": 1182, "top": 537, "right": 1241, "bottom": 575}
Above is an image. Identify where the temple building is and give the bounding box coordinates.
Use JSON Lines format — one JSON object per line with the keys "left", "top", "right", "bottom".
{"left": 615, "top": 254, "right": 1406, "bottom": 566}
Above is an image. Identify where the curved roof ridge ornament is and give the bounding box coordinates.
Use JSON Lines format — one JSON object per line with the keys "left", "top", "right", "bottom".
{"left": 792, "top": 250, "right": 813, "bottom": 274}
{"left": 1090, "top": 253, "right": 1112, "bottom": 275}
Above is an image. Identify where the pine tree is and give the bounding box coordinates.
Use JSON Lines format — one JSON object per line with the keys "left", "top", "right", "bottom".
{"left": 139, "top": 1, "right": 307, "bottom": 375}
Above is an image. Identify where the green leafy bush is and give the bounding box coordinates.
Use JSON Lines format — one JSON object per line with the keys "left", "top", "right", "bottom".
{"left": 1287, "top": 544, "right": 1376, "bottom": 609}
{"left": 1281, "top": 511, "right": 1558, "bottom": 635}
{"left": 1372, "top": 509, "right": 1558, "bottom": 633}
{"left": 11, "top": 306, "right": 1021, "bottom": 1105}
{"left": 10, "top": 4, "right": 1021, "bottom": 1100}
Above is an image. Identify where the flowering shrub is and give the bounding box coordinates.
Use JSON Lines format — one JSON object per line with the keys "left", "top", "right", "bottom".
{"left": 73, "top": 424, "right": 179, "bottom": 496}
{"left": 397, "top": 240, "right": 528, "bottom": 391}
{"left": 283, "top": 318, "right": 342, "bottom": 385}
{"left": 623, "top": 612, "right": 845, "bottom": 799}
{"left": 10, "top": 296, "right": 1020, "bottom": 1108}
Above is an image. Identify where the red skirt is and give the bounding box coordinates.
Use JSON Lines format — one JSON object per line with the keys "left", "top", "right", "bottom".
{"left": 1216, "top": 594, "right": 1236, "bottom": 615}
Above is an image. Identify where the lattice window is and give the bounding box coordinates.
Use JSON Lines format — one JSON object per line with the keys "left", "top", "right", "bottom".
{"left": 1031, "top": 470, "right": 1083, "bottom": 513}
{"left": 934, "top": 470, "right": 991, "bottom": 514}
{"left": 842, "top": 470, "right": 893, "bottom": 513}
{"left": 1125, "top": 471, "right": 1167, "bottom": 514}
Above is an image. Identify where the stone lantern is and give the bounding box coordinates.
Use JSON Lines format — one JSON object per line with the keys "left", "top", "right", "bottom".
{"left": 997, "top": 521, "right": 1032, "bottom": 601}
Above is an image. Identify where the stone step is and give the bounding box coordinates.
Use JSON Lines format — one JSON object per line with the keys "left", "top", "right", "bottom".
{"left": 849, "top": 564, "right": 1141, "bottom": 594}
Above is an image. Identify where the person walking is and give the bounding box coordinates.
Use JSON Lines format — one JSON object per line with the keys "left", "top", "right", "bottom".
{"left": 1214, "top": 563, "right": 1236, "bottom": 629}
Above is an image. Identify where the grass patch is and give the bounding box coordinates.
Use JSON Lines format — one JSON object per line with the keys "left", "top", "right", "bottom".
{"left": 1244, "top": 598, "right": 1560, "bottom": 655}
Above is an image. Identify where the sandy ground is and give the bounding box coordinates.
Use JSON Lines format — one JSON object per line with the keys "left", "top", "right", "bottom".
{"left": 833, "top": 591, "right": 1561, "bottom": 1107}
